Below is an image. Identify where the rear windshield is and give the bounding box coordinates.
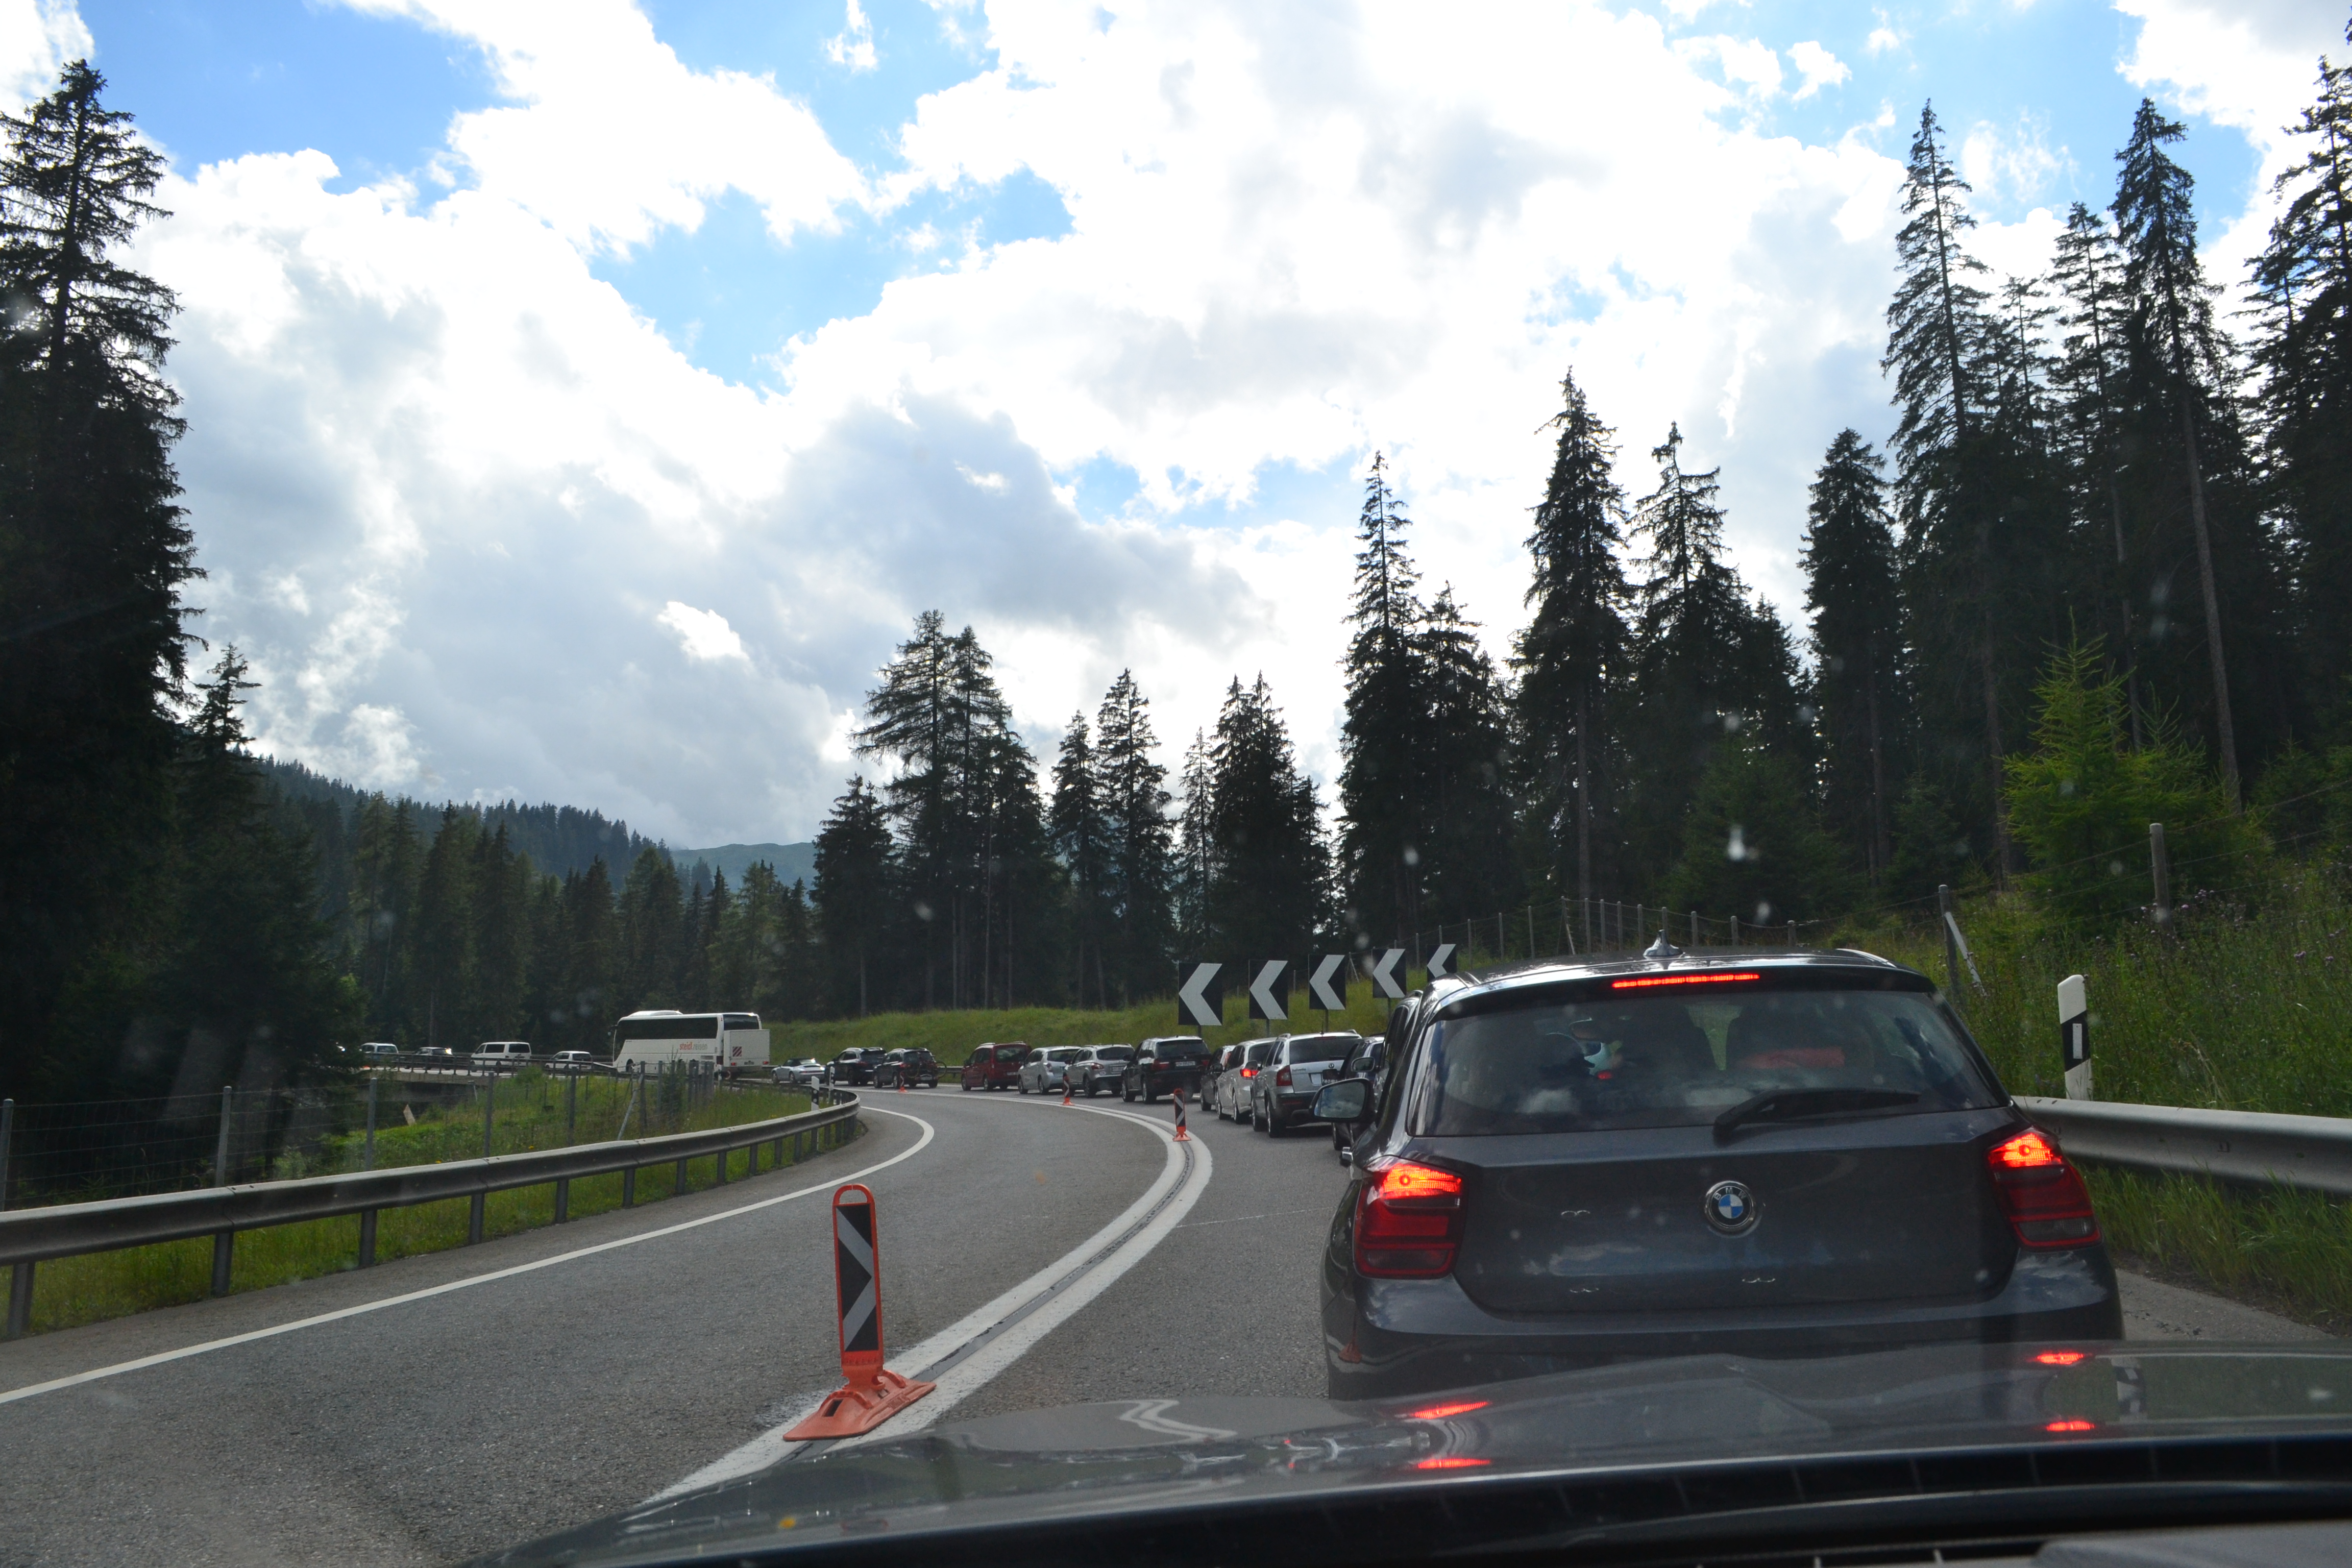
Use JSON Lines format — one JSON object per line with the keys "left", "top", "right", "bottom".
{"left": 1286, "top": 1034, "right": 1359, "bottom": 1063}
{"left": 1156, "top": 1039, "right": 1208, "bottom": 1060}
{"left": 1097, "top": 1046, "right": 1134, "bottom": 1060}
{"left": 1047, "top": 1048, "right": 1087, "bottom": 1062}
{"left": 994, "top": 1046, "right": 1027, "bottom": 1062}
{"left": 1418, "top": 984, "right": 1997, "bottom": 1136}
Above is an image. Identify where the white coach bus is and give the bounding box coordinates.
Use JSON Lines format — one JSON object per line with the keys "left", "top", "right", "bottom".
{"left": 609, "top": 1010, "right": 772, "bottom": 1075}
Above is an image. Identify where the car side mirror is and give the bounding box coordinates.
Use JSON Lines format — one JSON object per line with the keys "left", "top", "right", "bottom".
{"left": 1312, "top": 1077, "right": 1372, "bottom": 1124}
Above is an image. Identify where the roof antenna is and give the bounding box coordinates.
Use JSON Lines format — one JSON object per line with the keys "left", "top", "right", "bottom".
{"left": 1644, "top": 930, "right": 1683, "bottom": 964}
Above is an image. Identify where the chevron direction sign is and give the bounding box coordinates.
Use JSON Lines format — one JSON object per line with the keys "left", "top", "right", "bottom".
{"left": 1176, "top": 961, "right": 1223, "bottom": 1028}
{"left": 1306, "top": 953, "right": 1349, "bottom": 1012}
{"left": 1368, "top": 948, "right": 1407, "bottom": 999}
{"left": 1247, "top": 959, "right": 1290, "bottom": 1021}
{"left": 1426, "top": 942, "right": 1458, "bottom": 979}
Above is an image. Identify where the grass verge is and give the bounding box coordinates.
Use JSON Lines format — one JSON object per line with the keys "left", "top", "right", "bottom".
{"left": 1838, "top": 873, "right": 2352, "bottom": 1327}
{"left": 12, "top": 1075, "right": 837, "bottom": 1338}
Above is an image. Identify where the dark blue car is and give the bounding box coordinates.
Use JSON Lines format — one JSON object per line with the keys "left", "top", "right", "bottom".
{"left": 1314, "top": 946, "right": 2122, "bottom": 1398}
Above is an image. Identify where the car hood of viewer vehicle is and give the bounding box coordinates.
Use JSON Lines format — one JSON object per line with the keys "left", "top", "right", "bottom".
{"left": 482, "top": 1343, "right": 2352, "bottom": 1567}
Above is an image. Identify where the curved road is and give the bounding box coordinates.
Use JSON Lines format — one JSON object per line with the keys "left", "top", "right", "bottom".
{"left": 0, "top": 1082, "right": 2319, "bottom": 1565}
{"left": 0, "top": 1087, "right": 1343, "bottom": 1566}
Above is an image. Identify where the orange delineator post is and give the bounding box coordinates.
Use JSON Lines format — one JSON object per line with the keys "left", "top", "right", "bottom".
{"left": 783, "top": 1183, "right": 935, "bottom": 1439}
{"left": 1172, "top": 1088, "right": 1188, "bottom": 1142}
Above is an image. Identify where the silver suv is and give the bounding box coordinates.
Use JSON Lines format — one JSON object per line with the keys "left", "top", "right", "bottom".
{"left": 1062, "top": 1045, "right": 1134, "bottom": 1097}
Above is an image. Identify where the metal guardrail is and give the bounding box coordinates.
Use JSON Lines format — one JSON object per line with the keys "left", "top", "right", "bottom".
{"left": 2020, "top": 1095, "right": 2352, "bottom": 1197}
{"left": 2, "top": 1091, "right": 860, "bottom": 1339}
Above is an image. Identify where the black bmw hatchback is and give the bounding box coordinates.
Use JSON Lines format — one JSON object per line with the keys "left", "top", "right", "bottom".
{"left": 1315, "top": 946, "right": 2122, "bottom": 1399}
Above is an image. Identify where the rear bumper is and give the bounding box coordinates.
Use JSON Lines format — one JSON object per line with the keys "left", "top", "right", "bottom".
{"left": 1324, "top": 1245, "right": 2125, "bottom": 1400}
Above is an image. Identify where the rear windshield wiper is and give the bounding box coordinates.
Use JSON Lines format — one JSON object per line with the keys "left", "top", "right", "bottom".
{"left": 1714, "top": 1087, "right": 1919, "bottom": 1142}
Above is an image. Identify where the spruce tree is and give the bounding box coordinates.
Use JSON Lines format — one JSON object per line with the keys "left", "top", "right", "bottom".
{"left": 1800, "top": 430, "right": 1906, "bottom": 879}
{"left": 1512, "top": 369, "right": 1628, "bottom": 909}
{"left": 2051, "top": 201, "right": 2146, "bottom": 744}
{"left": 1205, "top": 675, "right": 1330, "bottom": 962}
{"left": 813, "top": 777, "right": 894, "bottom": 1017}
{"left": 1049, "top": 712, "right": 1109, "bottom": 1006}
{"left": 1883, "top": 102, "right": 2025, "bottom": 879}
{"left": 1337, "top": 453, "right": 1431, "bottom": 946}
{"left": 1619, "top": 424, "right": 1790, "bottom": 880}
{"left": 1094, "top": 670, "right": 1173, "bottom": 1004}
{"left": 2113, "top": 99, "right": 2252, "bottom": 801}
{"left": 105, "top": 647, "right": 360, "bottom": 1096}
{"left": 2251, "top": 35, "right": 2352, "bottom": 734}
{"left": 0, "top": 63, "right": 197, "bottom": 1095}
{"left": 1418, "top": 587, "right": 1519, "bottom": 930}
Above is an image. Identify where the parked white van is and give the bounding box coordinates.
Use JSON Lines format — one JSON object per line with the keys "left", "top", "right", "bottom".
{"left": 609, "top": 1011, "right": 771, "bottom": 1075}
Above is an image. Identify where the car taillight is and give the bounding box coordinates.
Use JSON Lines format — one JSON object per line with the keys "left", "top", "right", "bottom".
{"left": 1354, "top": 1158, "right": 1464, "bottom": 1278}
{"left": 1276, "top": 1066, "right": 1292, "bottom": 1087}
{"left": 1988, "top": 1129, "right": 2100, "bottom": 1247}
{"left": 1240, "top": 1066, "right": 1256, "bottom": 1078}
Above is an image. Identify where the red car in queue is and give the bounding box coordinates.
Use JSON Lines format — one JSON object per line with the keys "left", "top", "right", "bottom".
{"left": 960, "top": 1041, "right": 1029, "bottom": 1091}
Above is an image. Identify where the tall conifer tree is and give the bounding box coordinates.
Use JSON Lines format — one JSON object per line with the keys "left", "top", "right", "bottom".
{"left": 1512, "top": 369, "right": 1628, "bottom": 909}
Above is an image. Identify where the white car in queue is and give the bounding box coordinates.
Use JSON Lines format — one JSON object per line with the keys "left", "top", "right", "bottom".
{"left": 609, "top": 1010, "right": 772, "bottom": 1075}
{"left": 1215, "top": 1038, "right": 1278, "bottom": 1121}
{"left": 1018, "top": 1046, "right": 1090, "bottom": 1094}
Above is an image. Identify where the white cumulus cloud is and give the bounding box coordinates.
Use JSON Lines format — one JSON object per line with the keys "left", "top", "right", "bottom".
{"left": 1788, "top": 40, "right": 1849, "bottom": 100}
{"left": 658, "top": 601, "right": 750, "bottom": 663}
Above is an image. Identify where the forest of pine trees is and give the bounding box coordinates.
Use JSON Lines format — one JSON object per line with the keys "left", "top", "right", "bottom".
{"left": 14, "top": 43, "right": 2352, "bottom": 1103}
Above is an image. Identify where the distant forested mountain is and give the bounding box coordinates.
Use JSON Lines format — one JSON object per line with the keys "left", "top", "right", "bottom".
{"left": 672, "top": 842, "right": 817, "bottom": 887}
{"left": 257, "top": 757, "right": 666, "bottom": 879}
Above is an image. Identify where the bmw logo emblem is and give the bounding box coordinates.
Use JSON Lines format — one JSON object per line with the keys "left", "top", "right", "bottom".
{"left": 1703, "top": 1180, "right": 1759, "bottom": 1236}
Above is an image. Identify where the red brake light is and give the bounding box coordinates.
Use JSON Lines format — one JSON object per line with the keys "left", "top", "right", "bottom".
{"left": 2045, "top": 1419, "right": 2097, "bottom": 1433}
{"left": 1610, "top": 971, "right": 1762, "bottom": 990}
{"left": 1406, "top": 1400, "right": 1489, "bottom": 1419}
{"left": 1356, "top": 1158, "right": 1466, "bottom": 1278}
{"left": 2035, "top": 1351, "right": 2089, "bottom": 1366}
{"left": 1239, "top": 1066, "right": 1256, "bottom": 1078}
{"left": 1988, "top": 1128, "right": 2100, "bottom": 1247}
{"left": 1991, "top": 1130, "right": 2062, "bottom": 1168}
{"left": 1276, "top": 1065, "right": 1293, "bottom": 1087}
{"left": 1414, "top": 1455, "right": 1489, "bottom": 1469}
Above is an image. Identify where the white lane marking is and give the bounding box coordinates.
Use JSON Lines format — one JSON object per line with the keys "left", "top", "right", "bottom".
{"left": 648, "top": 1098, "right": 1211, "bottom": 1497}
{"left": 0, "top": 1111, "right": 938, "bottom": 1408}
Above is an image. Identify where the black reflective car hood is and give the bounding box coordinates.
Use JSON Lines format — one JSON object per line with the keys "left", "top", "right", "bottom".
{"left": 483, "top": 1343, "right": 2352, "bottom": 1567}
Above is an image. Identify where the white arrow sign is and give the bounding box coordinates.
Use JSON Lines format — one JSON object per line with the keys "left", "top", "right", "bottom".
{"left": 1307, "top": 954, "right": 1348, "bottom": 1012}
{"left": 1177, "top": 962, "right": 1223, "bottom": 1028}
{"left": 1427, "top": 943, "right": 1458, "bottom": 978}
{"left": 1369, "top": 948, "right": 1406, "bottom": 999}
{"left": 1248, "top": 959, "right": 1289, "bottom": 1022}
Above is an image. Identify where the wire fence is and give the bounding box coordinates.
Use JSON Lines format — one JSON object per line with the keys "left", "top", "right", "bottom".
{"left": 0, "top": 1062, "right": 802, "bottom": 1214}
{"left": 1413, "top": 894, "right": 1833, "bottom": 973}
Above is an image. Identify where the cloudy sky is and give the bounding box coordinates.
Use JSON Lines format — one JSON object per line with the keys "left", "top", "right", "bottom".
{"left": 8, "top": 0, "right": 2340, "bottom": 846}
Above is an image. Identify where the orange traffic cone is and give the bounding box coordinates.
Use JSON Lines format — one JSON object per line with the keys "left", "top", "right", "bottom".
{"left": 1172, "top": 1090, "right": 1189, "bottom": 1142}
{"left": 1061, "top": 1081, "right": 1073, "bottom": 1106}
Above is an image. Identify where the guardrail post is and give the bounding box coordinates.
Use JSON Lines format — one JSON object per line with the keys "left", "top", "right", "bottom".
{"left": 675, "top": 1154, "right": 689, "bottom": 1195}
{"left": 1729, "top": 913, "right": 1739, "bottom": 946}
{"left": 622, "top": 1165, "right": 636, "bottom": 1207}
{"left": 211, "top": 1085, "right": 235, "bottom": 1297}
{"left": 554, "top": 1176, "right": 569, "bottom": 1223}
{"left": 715, "top": 1139, "right": 729, "bottom": 1184}
{"left": 1938, "top": 885, "right": 1967, "bottom": 1021}
{"left": 6, "top": 1256, "right": 29, "bottom": 1339}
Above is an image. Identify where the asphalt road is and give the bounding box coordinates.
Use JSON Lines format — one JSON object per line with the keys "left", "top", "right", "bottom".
{"left": 0, "top": 1083, "right": 2324, "bottom": 1566}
